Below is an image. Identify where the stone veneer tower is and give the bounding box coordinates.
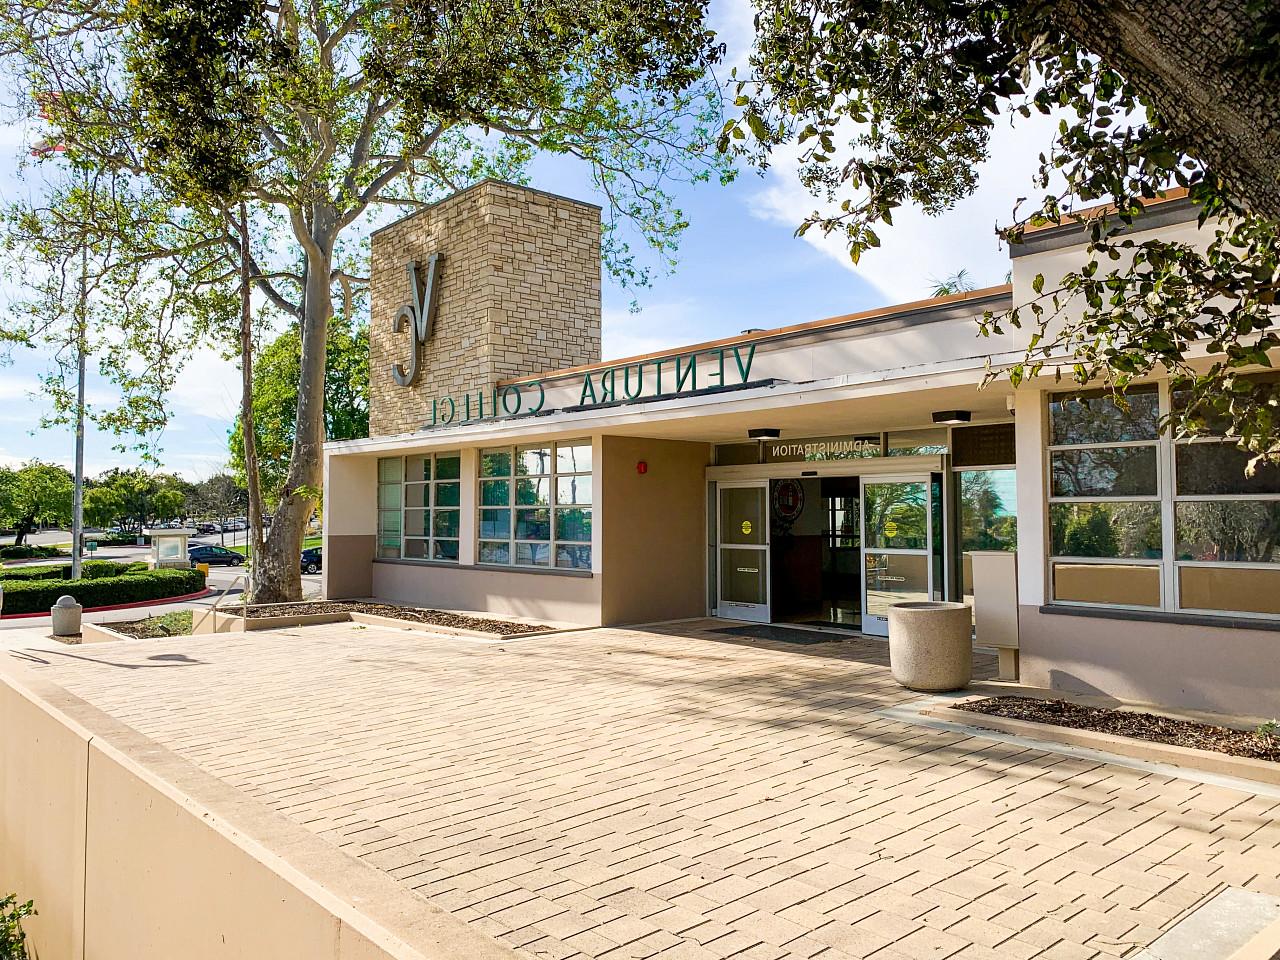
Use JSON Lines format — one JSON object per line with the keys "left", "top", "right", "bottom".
{"left": 368, "top": 180, "right": 603, "bottom": 437}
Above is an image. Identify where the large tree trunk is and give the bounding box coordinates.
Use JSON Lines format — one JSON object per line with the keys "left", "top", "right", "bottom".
{"left": 1044, "top": 0, "right": 1280, "bottom": 219}
{"left": 12, "top": 515, "right": 32, "bottom": 546}
{"left": 252, "top": 213, "right": 333, "bottom": 604}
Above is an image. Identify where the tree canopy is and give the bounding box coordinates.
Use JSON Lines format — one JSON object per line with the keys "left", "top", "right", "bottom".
{"left": 0, "top": 0, "right": 730, "bottom": 600}
{"left": 0, "top": 461, "right": 73, "bottom": 544}
{"left": 725, "top": 0, "right": 1280, "bottom": 464}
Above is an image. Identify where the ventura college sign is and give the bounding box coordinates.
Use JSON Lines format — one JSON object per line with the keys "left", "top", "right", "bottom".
{"left": 390, "top": 255, "right": 762, "bottom": 428}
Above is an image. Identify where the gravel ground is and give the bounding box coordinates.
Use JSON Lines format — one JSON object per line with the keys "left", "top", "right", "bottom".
{"left": 957, "top": 695, "right": 1280, "bottom": 762}
{"left": 238, "top": 600, "right": 550, "bottom": 636}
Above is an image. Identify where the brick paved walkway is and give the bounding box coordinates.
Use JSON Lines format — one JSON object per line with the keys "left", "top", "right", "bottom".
{"left": 20, "top": 621, "right": 1280, "bottom": 959}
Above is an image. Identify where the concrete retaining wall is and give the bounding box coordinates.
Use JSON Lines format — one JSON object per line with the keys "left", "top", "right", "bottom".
{"left": 0, "top": 662, "right": 516, "bottom": 960}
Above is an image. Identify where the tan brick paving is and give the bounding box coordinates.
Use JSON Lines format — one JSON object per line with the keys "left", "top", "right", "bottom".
{"left": 20, "top": 621, "right": 1280, "bottom": 959}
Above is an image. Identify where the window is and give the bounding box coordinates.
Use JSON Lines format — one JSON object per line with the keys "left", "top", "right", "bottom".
{"left": 376, "top": 453, "right": 461, "bottom": 561}
{"left": 1046, "top": 381, "right": 1280, "bottom": 617}
{"left": 478, "top": 440, "right": 593, "bottom": 570}
{"left": 1172, "top": 381, "right": 1280, "bottom": 615}
{"left": 1047, "top": 386, "right": 1162, "bottom": 608}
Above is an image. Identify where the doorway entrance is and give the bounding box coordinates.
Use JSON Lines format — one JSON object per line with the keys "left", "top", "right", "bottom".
{"left": 714, "top": 482, "right": 770, "bottom": 622}
{"left": 770, "top": 476, "right": 861, "bottom": 629}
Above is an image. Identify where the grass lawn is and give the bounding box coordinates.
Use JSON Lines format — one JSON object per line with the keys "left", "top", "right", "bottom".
{"left": 226, "top": 535, "right": 323, "bottom": 558}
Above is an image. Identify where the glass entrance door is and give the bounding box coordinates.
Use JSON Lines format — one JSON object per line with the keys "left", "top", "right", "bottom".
{"left": 862, "top": 478, "right": 932, "bottom": 636}
{"left": 716, "top": 482, "right": 770, "bottom": 622}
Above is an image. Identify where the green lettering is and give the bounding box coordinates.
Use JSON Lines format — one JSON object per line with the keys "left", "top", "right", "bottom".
{"left": 501, "top": 384, "right": 523, "bottom": 415}
{"left": 732, "top": 344, "right": 757, "bottom": 383}
{"left": 599, "top": 368, "right": 617, "bottom": 402}
{"left": 675, "top": 354, "right": 697, "bottom": 392}
{"left": 622, "top": 363, "right": 644, "bottom": 400}
{"left": 579, "top": 373, "right": 598, "bottom": 405}
{"left": 529, "top": 380, "right": 545, "bottom": 413}
{"left": 653, "top": 358, "right": 666, "bottom": 394}
{"left": 439, "top": 396, "right": 455, "bottom": 424}
{"left": 705, "top": 349, "right": 725, "bottom": 386}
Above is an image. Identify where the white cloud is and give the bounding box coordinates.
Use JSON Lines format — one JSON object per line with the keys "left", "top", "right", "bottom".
{"left": 602, "top": 300, "right": 706, "bottom": 360}
{"left": 749, "top": 110, "right": 1065, "bottom": 303}
{"left": 166, "top": 352, "right": 243, "bottom": 423}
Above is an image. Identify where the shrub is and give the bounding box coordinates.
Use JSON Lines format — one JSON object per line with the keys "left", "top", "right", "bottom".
{"left": 86, "top": 534, "right": 149, "bottom": 547}
{"left": 1, "top": 894, "right": 34, "bottom": 960}
{"left": 0, "top": 561, "right": 147, "bottom": 583}
{"left": 0, "top": 568, "right": 206, "bottom": 615}
{"left": 0, "top": 545, "right": 61, "bottom": 560}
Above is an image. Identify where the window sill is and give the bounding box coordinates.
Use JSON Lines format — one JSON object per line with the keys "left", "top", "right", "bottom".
{"left": 375, "top": 557, "right": 593, "bottom": 579}
{"left": 1038, "top": 603, "right": 1280, "bottom": 633}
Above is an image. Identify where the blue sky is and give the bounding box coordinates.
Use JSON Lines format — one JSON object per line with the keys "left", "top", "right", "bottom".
{"left": 0, "top": 0, "right": 1058, "bottom": 480}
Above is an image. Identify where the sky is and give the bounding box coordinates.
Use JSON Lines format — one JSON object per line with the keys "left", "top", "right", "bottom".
{"left": 0, "top": 0, "right": 1062, "bottom": 481}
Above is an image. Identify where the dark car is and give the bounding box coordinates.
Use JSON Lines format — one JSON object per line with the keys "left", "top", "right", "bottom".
{"left": 189, "top": 544, "right": 245, "bottom": 567}
{"left": 301, "top": 546, "right": 323, "bottom": 574}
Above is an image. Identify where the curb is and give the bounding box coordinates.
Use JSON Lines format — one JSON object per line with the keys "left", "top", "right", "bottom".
{"left": 0, "top": 588, "right": 215, "bottom": 620}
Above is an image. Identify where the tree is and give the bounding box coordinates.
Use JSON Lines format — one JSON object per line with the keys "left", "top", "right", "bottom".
{"left": 726, "top": 0, "right": 1280, "bottom": 464}
{"left": 0, "top": 461, "right": 73, "bottom": 544}
{"left": 2, "top": 0, "right": 729, "bottom": 602}
{"left": 83, "top": 469, "right": 191, "bottom": 531}
{"left": 229, "top": 316, "right": 369, "bottom": 508}
{"left": 188, "top": 474, "right": 249, "bottom": 544}
{"left": 929, "top": 269, "right": 976, "bottom": 298}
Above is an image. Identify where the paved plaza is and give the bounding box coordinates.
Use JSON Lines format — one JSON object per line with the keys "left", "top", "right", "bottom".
{"left": 13, "top": 620, "right": 1280, "bottom": 959}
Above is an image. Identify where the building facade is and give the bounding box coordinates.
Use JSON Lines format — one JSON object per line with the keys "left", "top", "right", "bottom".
{"left": 325, "top": 180, "right": 1279, "bottom": 719}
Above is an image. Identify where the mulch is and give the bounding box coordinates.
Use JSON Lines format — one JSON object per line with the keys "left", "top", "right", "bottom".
{"left": 237, "top": 601, "right": 549, "bottom": 637}
{"left": 956, "top": 696, "right": 1280, "bottom": 763}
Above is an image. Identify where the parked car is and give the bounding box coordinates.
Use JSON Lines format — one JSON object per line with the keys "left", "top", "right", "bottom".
{"left": 189, "top": 544, "right": 245, "bottom": 567}
{"left": 195, "top": 523, "right": 219, "bottom": 536}
{"left": 301, "top": 546, "right": 323, "bottom": 574}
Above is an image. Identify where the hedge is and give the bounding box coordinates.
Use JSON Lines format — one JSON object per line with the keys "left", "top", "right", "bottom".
{"left": 0, "top": 560, "right": 148, "bottom": 583}
{"left": 0, "top": 568, "right": 207, "bottom": 615}
{"left": 87, "top": 534, "right": 150, "bottom": 547}
{"left": 0, "top": 544, "right": 63, "bottom": 560}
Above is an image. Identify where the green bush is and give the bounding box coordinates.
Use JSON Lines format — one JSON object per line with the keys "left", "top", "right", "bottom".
{"left": 0, "top": 545, "right": 61, "bottom": 560}
{"left": 0, "top": 568, "right": 206, "bottom": 615}
{"left": 87, "top": 534, "right": 149, "bottom": 547}
{"left": 0, "top": 560, "right": 147, "bottom": 583}
{"left": 1, "top": 894, "right": 34, "bottom": 960}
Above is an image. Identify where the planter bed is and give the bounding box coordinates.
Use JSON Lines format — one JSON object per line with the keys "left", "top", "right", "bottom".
{"left": 193, "top": 601, "right": 553, "bottom": 638}
{"left": 956, "top": 696, "right": 1280, "bottom": 762}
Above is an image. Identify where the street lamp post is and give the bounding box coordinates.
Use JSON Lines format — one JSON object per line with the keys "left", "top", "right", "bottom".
{"left": 70, "top": 237, "right": 87, "bottom": 580}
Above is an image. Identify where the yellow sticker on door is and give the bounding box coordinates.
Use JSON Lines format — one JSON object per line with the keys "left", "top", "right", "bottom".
{"left": 884, "top": 520, "right": 898, "bottom": 538}
{"left": 741, "top": 520, "right": 753, "bottom": 535}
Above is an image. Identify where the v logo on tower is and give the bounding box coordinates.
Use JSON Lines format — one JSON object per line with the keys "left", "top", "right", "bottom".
{"left": 391, "top": 253, "right": 442, "bottom": 387}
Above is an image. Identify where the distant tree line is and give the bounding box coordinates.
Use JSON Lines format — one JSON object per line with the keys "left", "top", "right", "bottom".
{"left": 0, "top": 461, "right": 247, "bottom": 544}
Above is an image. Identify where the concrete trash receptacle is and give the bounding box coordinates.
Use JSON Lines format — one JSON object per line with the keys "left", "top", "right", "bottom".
{"left": 887, "top": 601, "right": 973, "bottom": 692}
{"left": 51, "top": 595, "right": 83, "bottom": 637}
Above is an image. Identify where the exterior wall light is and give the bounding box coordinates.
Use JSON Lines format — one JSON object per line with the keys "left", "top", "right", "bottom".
{"left": 931, "top": 410, "right": 972, "bottom": 425}
{"left": 636, "top": 460, "right": 648, "bottom": 475}
{"left": 747, "top": 428, "right": 782, "bottom": 440}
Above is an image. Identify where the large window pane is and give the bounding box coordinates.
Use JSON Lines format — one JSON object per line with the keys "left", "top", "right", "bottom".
{"left": 403, "top": 508, "right": 430, "bottom": 538}
{"left": 516, "top": 477, "right": 551, "bottom": 506}
{"left": 516, "top": 446, "right": 552, "bottom": 476}
{"left": 863, "top": 481, "right": 927, "bottom": 550}
{"left": 556, "top": 475, "right": 592, "bottom": 506}
{"left": 480, "top": 479, "right": 510, "bottom": 506}
{"left": 1175, "top": 501, "right": 1280, "bottom": 562}
{"left": 435, "top": 455, "right": 461, "bottom": 480}
{"left": 1050, "top": 502, "right": 1162, "bottom": 558}
{"left": 1179, "top": 566, "right": 1280, "bottom": 615}
{"left": 434, "top": 482, "right": 460, "bottom": 507}
{"left": 556, "top": 442, "right": 592, "bottom": 474}
{"left": 516, "top": 542, "right": 552, "bottom": 567}
{"left": 556, "top": 544, "right": 591, "bottom": 570}
{"left": 958, "top": 469, "right": 1018, "bottom": 599}
{"left": 433, "top": 509, "right": 460, "bottom": 539}
{"left": 405, "top": 456, "right": 431, "bottom": 482}
{"left": 479, "top": 509, "right": 510, "bottom": 539}
{"left": 479, "top": 541, "right": 510, "bottom": 565}
{"left": 378, "top": 457, "right": 403, "bottom": 483}
{"left": 1050, "top": 447, "right": 1157, "bottom": 497}
{"left": 1052, "top": 562, "right": 1160, "bottom": 606}
{"left": 403, "top": 539, "right": 429, "bottom": 559}
{"left": 377, "top": 510, "right": 402, "bottom": 537}
{"left": 404, "top": 483, "right": 428, "bottom": 508}
{"left": 1049, "top": 386, "right": 1159, "bottom": 444}
{"left": 377, "top": 483, "right": 402, "bottom": 509}
{"left": 516, "top": 508, "right": 551, "bottom": 541}
{"left": 886, "top": 428, "right": 948, "bottom": 456}
{"left": 555, "top": 508, "right": 592, "bottom": 543}
{"left": 433, "top": 540, "right": 460, "bottom": 561}
{"left": 480, "top": 449, "right": 511, "bottom": 477}
{"left": 1176, "top": 442, "right": 1280, "bottom": 496}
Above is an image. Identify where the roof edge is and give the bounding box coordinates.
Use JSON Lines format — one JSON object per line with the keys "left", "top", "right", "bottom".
{"left": 370, "top": 178, "right": 602, "bottom": 239}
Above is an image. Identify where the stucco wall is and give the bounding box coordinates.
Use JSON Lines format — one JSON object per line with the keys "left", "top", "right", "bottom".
{"left": 369, "top": 180, "right": 602, "bottom": 436}
{"left": 600, "top": 436, "right": 711, "bottom": 625}
{"left": 372, "top": 561, "right": 602, "bottom": 625}
{"left": 1019, "top": 605, "right": 1280, "bottom": 718}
